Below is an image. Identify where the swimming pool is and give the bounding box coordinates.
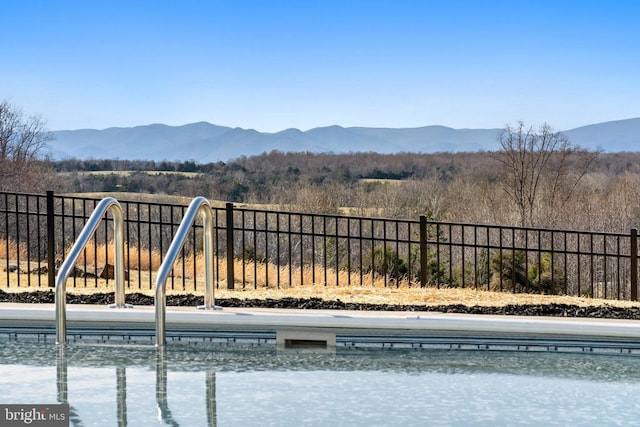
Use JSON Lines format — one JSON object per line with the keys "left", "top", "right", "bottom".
{"left": 2, "top": 340, "right": 640, "bottom": 426}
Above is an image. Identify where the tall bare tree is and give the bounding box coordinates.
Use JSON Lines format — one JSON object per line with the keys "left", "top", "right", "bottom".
{"left": 0, "top": 100, "right": 57, "bottom": 191}
{"left": 491, "top": 122, "right": 598, "bottom": 227}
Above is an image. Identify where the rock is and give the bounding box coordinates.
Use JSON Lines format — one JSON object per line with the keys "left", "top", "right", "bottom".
{"left": 98, "top": 263, "right": 130, "bottom": 281}
{"left": 30, "top": 265, "right": 48, "bottom": 275}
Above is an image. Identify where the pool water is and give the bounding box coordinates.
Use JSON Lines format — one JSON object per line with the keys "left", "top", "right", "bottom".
{"left": 1, "top": 340, "right": 640, "bottom": 426}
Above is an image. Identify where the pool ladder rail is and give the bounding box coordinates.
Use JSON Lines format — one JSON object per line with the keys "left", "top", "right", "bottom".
{"left": 54, "top": 196, "right": 221, "bottom": 346}
{"left": 155, "top": 196, "right": 222, "bottom": 347}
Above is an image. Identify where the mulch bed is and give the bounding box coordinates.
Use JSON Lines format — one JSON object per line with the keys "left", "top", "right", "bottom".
{"left": 2, "top": 289, "right": 640, "bottom": 320}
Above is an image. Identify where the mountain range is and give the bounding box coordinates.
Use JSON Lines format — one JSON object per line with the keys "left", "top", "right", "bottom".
{"left": 49, "top": 118, "right": 640, "bottom": 162}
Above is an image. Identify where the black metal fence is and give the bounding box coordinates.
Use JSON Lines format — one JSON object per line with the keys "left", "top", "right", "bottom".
{"left": 1, "top": 191, "right": 638, "bottom": 300}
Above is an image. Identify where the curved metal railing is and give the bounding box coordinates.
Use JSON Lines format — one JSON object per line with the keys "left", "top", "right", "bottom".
{"left": 55, "top": 197, "right": 130, "bottom": 344}
{"left": 155, "top": 197, "right": 220, "bottom": 347}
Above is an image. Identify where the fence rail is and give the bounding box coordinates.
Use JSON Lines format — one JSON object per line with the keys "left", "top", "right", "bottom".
{"left": 1, "top": 191, "right": 638, "bottom": 301}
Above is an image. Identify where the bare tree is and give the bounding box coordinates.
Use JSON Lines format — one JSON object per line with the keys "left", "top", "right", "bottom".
{"left": 0, "top": 100, "right": 57, "bottom": 191}
{"left": 491, "top": 122, "right": 599, "bottom": 227}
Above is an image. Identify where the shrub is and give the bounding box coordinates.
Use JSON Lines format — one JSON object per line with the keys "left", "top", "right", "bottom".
{"left": 489, "top": 250, "right": 529, "bottom": 291}
{"left": 528, "top": 252, "right": 565, "bottom": 294}
{"left": 363, "top": 246, "right": 408, "bottom": 280}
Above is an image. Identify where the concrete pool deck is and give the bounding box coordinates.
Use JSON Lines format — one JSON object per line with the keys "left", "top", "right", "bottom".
{"left": 1, "top": 302, "right": 640, "bottom": 352}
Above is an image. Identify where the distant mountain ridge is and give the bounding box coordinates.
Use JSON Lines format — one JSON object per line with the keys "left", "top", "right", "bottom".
{"left": 49, "top": 118, "right": 640, "bottom": 162}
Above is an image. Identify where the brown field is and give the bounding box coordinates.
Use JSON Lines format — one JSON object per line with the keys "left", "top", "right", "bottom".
{"left": 60, "top": 192, "right": 197, "bottom": 205}
{"left": 60, "top": 192, "right": 281, "bottom": 211}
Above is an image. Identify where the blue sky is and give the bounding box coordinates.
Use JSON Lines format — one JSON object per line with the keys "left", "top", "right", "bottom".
{"left": 1, "top": 0, "right": 639, "bottom": 132}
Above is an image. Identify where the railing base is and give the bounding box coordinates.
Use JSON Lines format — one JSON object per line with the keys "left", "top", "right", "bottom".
{"left": 197, "top": 305, "right": 223, "bottom": 310}
{"left": 108, "top": 303, "right": 135, "bottom": 309}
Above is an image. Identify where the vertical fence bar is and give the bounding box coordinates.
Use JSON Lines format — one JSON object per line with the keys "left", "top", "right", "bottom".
{"left": 46, "top": 191, "right": 56, "bottom": 288}
{"left": 347, "top": 218, "right": 352, "bottom": 286}
{"left": 577, "top": 232, "right": 582, "bottom": 296}
{"left": 616, "top": 235, "right": 621, "bottom": 300}
{"left": 498, "top": 228, "right": 503, "bottom": 291}
{"left": 241, "top": 211, "right": 246, "bottom": 288}
{"left": 170, "top": 205, "right": 176, "bottom": 291}
{"left": 225, "top": 203, "right": 234, "bottom": 289}
{"left": 448, "top": 225, "right": 452, "bottom": 288}
{"left": 276, "top": 213, "right": 281, "bottom": 288}
{"left": 3, "top": 193, "right": 9, "bottom": 287}
{"left": 394, "top": 221, "right": 399, "bottom": 288}
{"left": 264, "top": 212, "right": 269, "bottom": 288}
{"left": 288, "top": 214, "right": 292, "bottom": 287}
{"left": 25, "top": 196, "right": 31, "bottom": 287}
{"left": 510, "top": 228, "right": 516, "bottom": 292}
{"left": 323, "top": 216, "right": 328, "bottom": 286}
{"left": 36, "top": 195, "right": 42, "bottom": 287}
{"left": 436, "top": 223, "right": 441, "bottom": 288}
{"left": 419, "top": 215, "right": 427, "bottom": 288}
{"left": 551, "top": 231, "right": 555, "bottom": 294}
{"left": 335, "top": 217, "right": 340, "bottom": 286}
{"left": 88, "top": 200, "right": 95, "bottom": 288}
{"left": 147, "top": 204, "right": 153, "bottom": 290}
{"left": 253, "top": 210, "right": 257, "bottom": 289}
{"left": 486, "top": 227, "right": 490, "bottom": 290}
{"left": 631, "top": 227, "right": 638, "bottom": 301}
{"left": 358, "top": 218, "right": 363, "bottom": 286}
{"left": 604, "top": 235, "right": 608, "bottom": 299}
{"left": 473, "top": 226, "right": 478, "bottom": 289}
{"left": 461, "top": 225, "right": 465, "bottom": 288}
{"left": 382, "top": 219, "right": 388, "bottom": 287}
{"left": 14, "top": 194, "right": 20, "bottom": 287}
{"left": 590, "top": 234, "right": 594, "bottom": 297}
{"left": 564, "top": 231, "right": 568, "bottom": 295}
{"left": 311, "top": 217, "right": 316, "bottom": 284}
{"left": 135, "top": 202, "right": 141, "bottom": 290}
{"left": 299, "top": 214, "right": 304, "bottom": 287}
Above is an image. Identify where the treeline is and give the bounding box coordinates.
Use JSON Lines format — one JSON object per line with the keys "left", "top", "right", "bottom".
{"left": 55, "top": 150, "right": 640, "bottom": 186}
{"left": 55, "top": 158, "right": 204, "bottom": 173}
{"left": 54, "top": 151, "right": 502, "bottom": 204}
{"left": 51, "top": 150, "right": 640, "bottom": 234}
{"left": 54, "top": 151, "right": 496, "bottom": 181}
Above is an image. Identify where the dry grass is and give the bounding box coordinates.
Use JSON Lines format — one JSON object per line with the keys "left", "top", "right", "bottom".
{"left": 211, "top": 284, "right": 640, "bottom": 308}
{"left": 3, "top": 237, "right": 640, "bottom": 308}
{"left": 77, "top": 241, "right": 162, "bottom": 271}
{"left": 0, "top": 239, "right": 29, "bottom": 260}
{"left": 3, "top": 265, "right": 640, "bottom": 309}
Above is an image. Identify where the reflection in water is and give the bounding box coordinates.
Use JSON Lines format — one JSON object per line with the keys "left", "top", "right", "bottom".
{"left": 56, "top": 346, "right": 83, "bottom": 426}
{"left": 53, "top": 345, "right": 218, "bottom": 426}
{"left": 156, "top": 347, "right": 178, "bottom": 427}
{"left": 206, "top": 372, "right": 217, "bottom": 427}
{"left": 7, "top": 341, "right": 640, "bottom": 426}
{"left": 116, "top": 367, "right": 127, "bottom": 427}
{"left": 56, "top": 346, "right": 67, "bottom": 404}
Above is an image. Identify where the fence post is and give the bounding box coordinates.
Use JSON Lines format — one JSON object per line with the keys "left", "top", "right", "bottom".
{"left": 419, "top": 215, "right": 427, "bottom": 288}
{"left": 46, "top": 191, "right": 55, "bottom": 288}
{"left": 226, "top": 202, "right": 234, "bottom": 289}
{"left": 631, "top": 227, "right": 638, "bottom": 301}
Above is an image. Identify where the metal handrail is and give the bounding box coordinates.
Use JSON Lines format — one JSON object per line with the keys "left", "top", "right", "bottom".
{"left": 55, "top": 197, "right": 130, "bottom": 344}
{"left": 155, "top": 197, "right": 220, "bottom": 347}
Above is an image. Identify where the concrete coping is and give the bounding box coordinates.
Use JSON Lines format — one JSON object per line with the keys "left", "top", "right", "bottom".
{"left": 1, "top": 303, "right": 640, "bottom": 341}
